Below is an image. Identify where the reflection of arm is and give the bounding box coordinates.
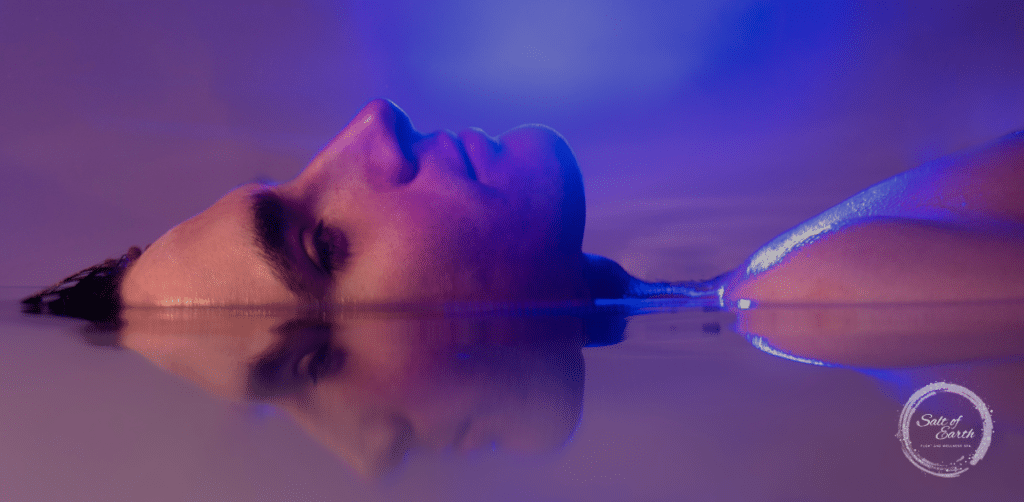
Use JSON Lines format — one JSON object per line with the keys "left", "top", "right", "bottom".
{"left": 727, "top": 131, "right": 1024, "bottom": 303}
{"left": 736, "top": 302, "right": 1024, "bottom": 368}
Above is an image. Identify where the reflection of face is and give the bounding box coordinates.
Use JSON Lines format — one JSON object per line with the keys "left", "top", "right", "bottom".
{"left": 119, "top": 309, "right": 585, "bottom": 478}
{"left": 268, "top": 315, "right": 586, "bottom": 477}
{"left": 121, "top": 99, "right": 587, "bottom": 306}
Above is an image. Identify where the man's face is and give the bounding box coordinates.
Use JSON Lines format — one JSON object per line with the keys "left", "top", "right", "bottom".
{"left": 121, "top": 99, "right": 587, "bottom": 306}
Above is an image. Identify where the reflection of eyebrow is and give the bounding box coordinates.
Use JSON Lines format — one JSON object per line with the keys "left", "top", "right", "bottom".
{"left": 251, "top": 189, "right": 313, "bottom": 300}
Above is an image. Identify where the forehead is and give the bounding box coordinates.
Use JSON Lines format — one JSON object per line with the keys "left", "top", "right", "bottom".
{"left": 121, "top": 185, "right": 297, "bottom": 306}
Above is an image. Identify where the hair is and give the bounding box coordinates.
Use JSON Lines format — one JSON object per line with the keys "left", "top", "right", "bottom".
{"left": 20, "top": 246, "right": 144, "bottom": 326}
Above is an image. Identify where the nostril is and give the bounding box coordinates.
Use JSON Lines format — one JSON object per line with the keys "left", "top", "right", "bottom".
{"left": 385, "top": 114, "right": 420, "bottom": 186}
{"left": 357, "top": 99, "right": 422, "bottom": 188}
{"left": 393, "top": 107, "right": 420, "bottom": 167}
{"left": 365, "top": 99, "right": 421, "bottom": 158}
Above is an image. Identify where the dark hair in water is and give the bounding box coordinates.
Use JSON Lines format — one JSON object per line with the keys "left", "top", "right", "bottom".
{"left": 21, "top": 246, "right": 144, "bottom": 325}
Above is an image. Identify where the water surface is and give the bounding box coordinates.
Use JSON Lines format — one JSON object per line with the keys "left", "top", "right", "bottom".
{"left": 4, "top": 293, "right": 1022, "bottom": 501}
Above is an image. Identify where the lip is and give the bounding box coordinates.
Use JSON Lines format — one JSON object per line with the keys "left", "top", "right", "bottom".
{"left": 414, "top": 129, "right": 479, "bottom": 181}
{"left": 452, "top": 418, "right": 473, "bottom": 451}
{"left": 457, "top": 128, "right": 500, "bottom": 184}
{"left": 453, "top": 417, "right": 498, "bottom": 453}
{"left": 452, "top": 131, "right": 478, "bottom": 181}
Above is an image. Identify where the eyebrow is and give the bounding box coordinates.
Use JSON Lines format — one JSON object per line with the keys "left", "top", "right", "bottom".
{"left": 251, "top": 188, "right": 318, "bottom": 301}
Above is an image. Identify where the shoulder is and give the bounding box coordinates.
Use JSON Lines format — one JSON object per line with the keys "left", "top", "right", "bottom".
{"left": 898, "top": 130, "right": 1024, "bottom": 224}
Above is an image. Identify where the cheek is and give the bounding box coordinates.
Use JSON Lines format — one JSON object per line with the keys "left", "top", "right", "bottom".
{"left": 493, "top": 173, "right": 584, "bottom": 257}
{"left": 326, "top": 182, "right": 585, "bottom": 301}
{"left": 335, "top": 235, "right": 474, "bottom": 301}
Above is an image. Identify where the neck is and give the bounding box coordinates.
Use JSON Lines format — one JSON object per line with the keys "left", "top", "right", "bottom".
{"left": 583, "top": 253, "right": 730, "bottom": 305}
{"left": 629, "top": 274, "right": 730, "bottom": 303}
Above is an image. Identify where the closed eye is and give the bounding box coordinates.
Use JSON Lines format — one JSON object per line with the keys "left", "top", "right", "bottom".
{"left": 295, "top": 343, "right": 342, "bottom": 384}
{"left": 302, "top": 222, "right": 346, "bottom": 274}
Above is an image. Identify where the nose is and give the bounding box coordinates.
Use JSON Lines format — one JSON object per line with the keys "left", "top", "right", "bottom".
{"left": 326, "top": 98, "right": 422, "bottom": 189}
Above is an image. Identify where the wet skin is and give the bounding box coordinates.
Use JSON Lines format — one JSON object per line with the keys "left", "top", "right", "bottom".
{"left": 725, "top": 131, "right": 1024, "bottom": 304}
{"left": 121, "top": 99, "right": 587, "bottom": 307}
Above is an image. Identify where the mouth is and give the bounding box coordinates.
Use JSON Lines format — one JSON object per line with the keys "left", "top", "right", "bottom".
{"left": 453, "top": 418, "right": 495, "bottom": 453}
{"left": 457, "top": 128, "right": 502, "bottom": 184}
{"left": 453, "top": 132, "right": 478, "bottom": 181}
{"left": 452, "top": 418, "right": 473, "bottom": 451}
{"left": 415, "top": 130, "right": 479, "bottom": 182}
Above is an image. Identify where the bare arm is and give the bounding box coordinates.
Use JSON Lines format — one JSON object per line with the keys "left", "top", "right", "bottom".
{"left": 726, "top": 131, "right": 1024, "bottom": 304}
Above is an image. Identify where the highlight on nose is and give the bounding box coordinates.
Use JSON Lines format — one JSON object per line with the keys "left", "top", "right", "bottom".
{"left": 351, "top": 98, "right": 422, "bottom": 188}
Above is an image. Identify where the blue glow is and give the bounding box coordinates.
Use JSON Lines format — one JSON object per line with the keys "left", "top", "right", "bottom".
{"left": 747, "top": 335, "right": 834, "bottom": 367}
{"left": 365, "top": 0, "right": 762, "bottom": 114}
